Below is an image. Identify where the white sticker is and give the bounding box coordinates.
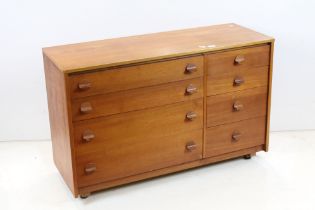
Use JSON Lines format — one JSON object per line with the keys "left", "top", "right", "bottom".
{"left": 199, "top": 44, "right": 216, "bottom": 49}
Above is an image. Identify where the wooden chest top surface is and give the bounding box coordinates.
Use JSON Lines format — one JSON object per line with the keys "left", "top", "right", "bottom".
{"left": 42, "top": 23, "right": 273, "bottom": 73}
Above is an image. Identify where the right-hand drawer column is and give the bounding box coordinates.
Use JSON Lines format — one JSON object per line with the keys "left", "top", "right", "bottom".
{"left": 204, "top": 45, "right": 271, "bottom": 157}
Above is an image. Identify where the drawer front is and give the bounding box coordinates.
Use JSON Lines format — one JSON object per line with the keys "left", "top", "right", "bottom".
{"left": 72, "top": 78, "right": 203, "bottom": 121}
{"left": 206, "top": 45, "right": 270, "bottom": 74}
{"left": 74, "top": 99, "right": 203, "bottom": 148}
{"left": 74, "top": 99, "right": 203, "bottom": 187}
{"left": 76, "top": 129, "right": 203, "bottom": 187}
{"left": 207, "top": 66, "right": 269, "bottom": 95}
{"left": 206, "top": 45, "right": 270, "bottom": 96}
{"left": 205, "top": 117, "right": 266, "bottom": 157}
{"left": 69, "top": 56, "right": 203, "bottom": 98}
{"left": 207, "top": 87, "right": 267, "bottom": 127}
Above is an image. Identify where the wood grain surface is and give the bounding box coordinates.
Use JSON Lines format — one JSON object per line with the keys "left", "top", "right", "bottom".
{"left": 43, "top": 55, "right": 78, "bottom": 196}
{"left": 69, "top": 56, "right": 203, "bottom": 98}
{"left": 78, "top": 145, "right": 264, "bottom": 195}
{"left": 42, "top": 23, "right": 274, "bottom": 197}
{"left": 206, "top": 45, "right": 270, "bottom": 74}
{"left": 76, "top": 129, "right": 203, "bottom": 187}
{"left": 265, "top": 42, "right": 275, "bottom": 151}
{"left": 207, "top": 66, "right": 269, "bottom": 95}
{"left": 71, "top": 77, "right": 203, "bottom": 121}
{"left": 205, "top": 117, "right": 266, "bottom": 157}
{"left": 74, "top": 99, "right": 203, "bottom": 149}
{"left": 206, "top": 45, "right": 270, "bottom": 95}
{"left": 43, "top": 23, "right": 273, "bottom": 72}
{"left": 207, "top": 86, "right": 268, "bottom": 127}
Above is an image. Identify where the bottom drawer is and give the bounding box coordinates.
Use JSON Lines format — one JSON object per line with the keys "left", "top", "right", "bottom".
{"left": 76, "top": 129, "right": 203, "bottom": 187}
{"left": 205, "top": 117, "right": 266, "bottom": 157}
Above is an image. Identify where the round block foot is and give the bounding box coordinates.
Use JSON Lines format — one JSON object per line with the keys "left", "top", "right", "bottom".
{"left": 80, "top": 193, "right": 90, "bottom": 199}
{"left": 243, "top": 154, "right": 251, "bottom": 159}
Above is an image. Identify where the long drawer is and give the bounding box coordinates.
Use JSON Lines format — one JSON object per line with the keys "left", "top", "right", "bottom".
{"left": 74, "top": 99, "right": 203, "bottom": 187}
{"left": 69, "top": 56, "right": 203, "bottom": 98}
{"left": 205, "top": 117, "right": 266, "bottom": 157}
{"left": 207, "top": 87, "right": 267, "bottom": 127}
{"left": 71, "top": 78, "right": 203, "bottom": 121}
{"left": 74, "top": 99, "right": 203, "bottom": 149}
{"left": 76, "top": 129, "right": 203, "bottom": 187}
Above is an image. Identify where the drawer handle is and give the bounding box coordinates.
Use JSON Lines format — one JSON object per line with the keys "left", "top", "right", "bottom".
{"left": 82, "top": 130, "right": 95, "bottom": 143}
{"left": 234, "top": 55, "right": 245, "bottom": 64}
{"left": 80, "top": 102, "right": 93, "bottom": 114}
{"left": 186, "top": 84, "right": 197, "bottom": 95}
{"left": 78, "top": 81, "right": 91, "bottom": 90}
{"left": 185, "top": 63, "right": 197, "bottom": 73}
{"left": 233, "top": 101, "right": 243, "bottom": 111}
{"left": 186, "top": 111, "right": 197, "bottom": 120}
{"left": 232, "top": 131, "right": 241, "bottom": 142}
{"left": 84, "top": 163, "right": 96, "bottom": 175}
{"left": 186, "top": 141, "right": 197, "bottom": 151}
{"left": 234, "top": 76, "right": 244, "bottom": 86}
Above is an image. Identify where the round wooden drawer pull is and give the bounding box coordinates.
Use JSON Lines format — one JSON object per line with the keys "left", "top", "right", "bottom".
{"left": 82, "top": 130, "right": 95, "bottom": 143}
{"left": 232, "top": 131, "right": 241, "bottom": 142}
{"left": 84, "top": 163, "right": 96, "bottom": 175}
{"left": 234, "top": 55, "right": 245, "bottom": 64}
{"left": 186, "top": 111, "right": 197, "bottom": 120}
{"left": 80, "top": 102, "right": 93, "bottom": 114}
{"left": 78, "top": 81, "right": 91, "bottom": 90}
{"left": 233, "top": 101, "right": 243, "bottom": 112}
{"left": 186, "top": 84, "right": 197, "bottom": 95}
{"left": 186, "top": 141, "right": 197, "bottom": 151}
{"left": 185, "top": 63, "right": 197, "bottom": 73}
{"left": 234, "top": 76, "right": 244, "bottom": 86}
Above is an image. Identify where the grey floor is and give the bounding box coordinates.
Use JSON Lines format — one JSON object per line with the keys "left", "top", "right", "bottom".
{"left": 1, "top": 131, "right": 315, "bottom": 210}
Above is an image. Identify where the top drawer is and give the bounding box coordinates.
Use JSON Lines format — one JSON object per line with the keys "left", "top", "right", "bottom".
{"left": 69, "top": 56, "right": 203, "bottom": 98}
{"left": 206, "top": 45, "right": 270, "bottom": 73}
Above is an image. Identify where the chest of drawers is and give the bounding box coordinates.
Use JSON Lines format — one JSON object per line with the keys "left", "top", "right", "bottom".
{"left": 43, "top": 23, "right": 274, "bottom": 198}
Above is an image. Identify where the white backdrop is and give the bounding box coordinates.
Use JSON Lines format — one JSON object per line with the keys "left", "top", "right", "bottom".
{"left": 1, "top": 0, "right": 314, "bottom": 141}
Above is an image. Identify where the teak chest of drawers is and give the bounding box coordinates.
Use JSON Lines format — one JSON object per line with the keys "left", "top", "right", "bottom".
{"left": 43, "top": 23, "right": 274, "bottom": 198}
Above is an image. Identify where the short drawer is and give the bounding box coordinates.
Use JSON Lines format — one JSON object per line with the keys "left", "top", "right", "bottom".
{"left": 207, "top": 66, "right": 269, "bottom": 95}
{"left": 207, "top": 86, "right": 267, "bottom": 127}
{"left": 76, "top": 129, "right": 203, "bottom": 187}
{"left": 206, "top": 45, "right": 270, "bottom": 96}
{"left": 71, "top": 77, "right": 203, "bottom": 121}
{"left": 205, "top": 117, "right": 266, "bottom": 157}
{"left": 69, "top": 56, "right": 203, "bottom": 98}
{"left": 206, "top": 45, "right": 270, "bottom": 73}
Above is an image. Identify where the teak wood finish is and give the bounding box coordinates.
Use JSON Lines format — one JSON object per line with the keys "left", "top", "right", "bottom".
{"left": 71, "top": 78, "right": 204, "bottom": 121}
{"left": 205, "top": 117, "right": 266, "bottom": 157}
{"left": 43, "top": 23, "right": 274, "bottom": 198}
{"left": 206, "top": 86, "right": 268, "bottom": 127}
{"left": 69, "top": 56, "right": 203, "bottom": 98}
